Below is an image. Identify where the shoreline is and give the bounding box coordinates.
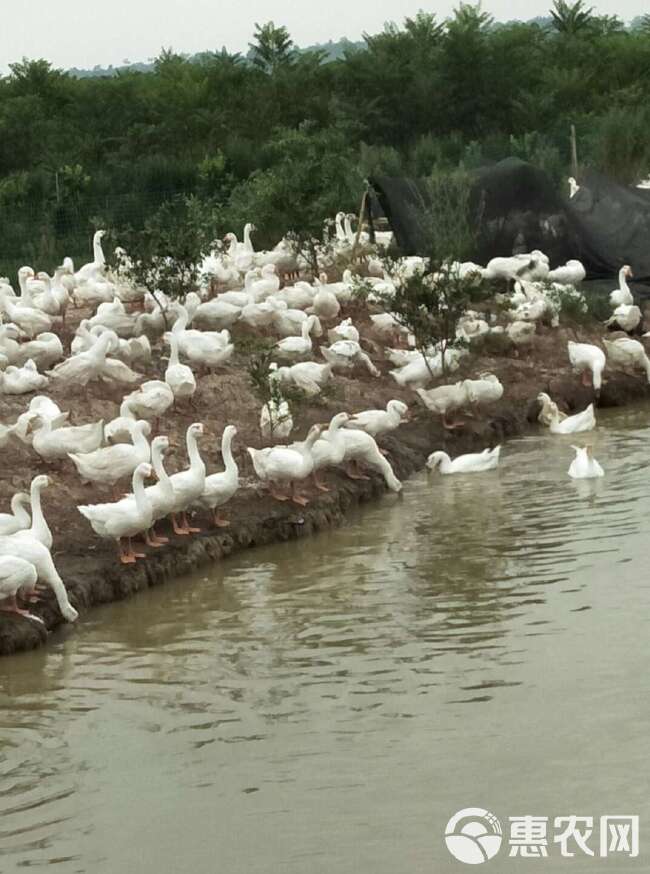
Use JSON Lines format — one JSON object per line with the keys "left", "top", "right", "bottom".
{"left": 2, "top": 365, "right": 647, "bottom": 657}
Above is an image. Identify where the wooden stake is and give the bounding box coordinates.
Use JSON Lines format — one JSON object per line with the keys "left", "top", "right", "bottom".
{"left": 350, "top": 189, "right": 368, "bottom": 262}
{"left": 570, "top": 124, "right": 578, "bottom": 179}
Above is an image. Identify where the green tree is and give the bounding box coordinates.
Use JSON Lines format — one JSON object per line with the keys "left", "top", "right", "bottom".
{"left": 249, "top": 22, "right": 296, "bottom": 74}
{"left": 549, "top": 0, "right": 594, "bottom": 35}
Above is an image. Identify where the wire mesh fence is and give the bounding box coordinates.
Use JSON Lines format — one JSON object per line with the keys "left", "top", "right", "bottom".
{"left": 0, "top": 188, "right": 188, "bottom": 280}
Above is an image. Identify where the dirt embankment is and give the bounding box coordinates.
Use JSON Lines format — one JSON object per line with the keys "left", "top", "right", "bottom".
{"left": 1, "top": 303, "right": 648, "bottom": 656}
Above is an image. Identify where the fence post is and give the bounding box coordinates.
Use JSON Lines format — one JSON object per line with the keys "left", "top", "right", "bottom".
{"left": 570, "top": 124, "right": 578, "bottom": 179}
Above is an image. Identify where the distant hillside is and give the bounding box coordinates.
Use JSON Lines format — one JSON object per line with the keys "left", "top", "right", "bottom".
{"left": 67, "top": 37, "right": 365, "bottom": 78}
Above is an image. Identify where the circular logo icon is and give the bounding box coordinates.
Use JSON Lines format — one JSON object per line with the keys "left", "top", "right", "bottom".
{"left": 445, "top": 808, "right": 503, "bottom": 865}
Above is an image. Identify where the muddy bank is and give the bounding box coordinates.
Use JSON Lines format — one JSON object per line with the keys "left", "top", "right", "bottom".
{"left": 2, "top": 362, "right": 648, "bottom": 657}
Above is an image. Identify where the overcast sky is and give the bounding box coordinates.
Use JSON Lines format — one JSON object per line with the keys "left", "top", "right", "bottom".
{"left": 2, "top": 0, "right": 646, "bottom": 72}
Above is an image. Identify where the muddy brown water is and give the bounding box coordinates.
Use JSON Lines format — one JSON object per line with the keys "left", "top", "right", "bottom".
{"left": 1, "top": 405, "right": 649, "bottom": 872}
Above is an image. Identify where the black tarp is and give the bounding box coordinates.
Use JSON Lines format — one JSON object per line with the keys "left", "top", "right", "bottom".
{"left": 370, "top": 158, "right": 650, "bottom": 281}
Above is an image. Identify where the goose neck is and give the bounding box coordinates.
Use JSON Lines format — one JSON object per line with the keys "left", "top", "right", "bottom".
{"left": 221, "top": 429, "right": 237, "bottom": 474}
{"left": 132, "top": 468, "right": 150, "bottom": 516}
{"left": 187, "top": 430, "right": 205, "bottom": 475}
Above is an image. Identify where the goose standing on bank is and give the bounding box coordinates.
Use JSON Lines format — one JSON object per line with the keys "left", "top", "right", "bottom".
{"left": 168, "top": 423, "right": 206, "bottom": 535}
{"left": 334, "top": 428, "right": 402, "bottom": 491}
{"left": 345, "top": 400, "right": 409, "bottom": 437}
{"left": 165, "top": 331, "right": 197, "bottom": 404}
{"left": 0, "top": 556, "right": 42, "bottom": 623}
{"left": 603, "top": 337, "right": 650, "bottom": 381}
{"left": 78, "top": 462, "right": 154, "bottom": 564}
{"left": 195, "top": 425, "right": 239, "bottom": 526}
{"left": 69, "top": 419, "right": 151, "bottom": 497}
{"left": 0, "top": 535, "right": 78, "bottom": 621}
{"left": 248, "top": 425, "right": 323, "bottom": 505}
{"left": 567, "top": 341, "right": 606, "bottom": 391}
{"left": 609, "top": 265, "right": 634, "bottom": 307}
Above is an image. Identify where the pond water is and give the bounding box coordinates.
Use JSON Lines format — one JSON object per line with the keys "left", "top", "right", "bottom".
{"left": 1, "top": 405, "right": 649, "bottom": 872}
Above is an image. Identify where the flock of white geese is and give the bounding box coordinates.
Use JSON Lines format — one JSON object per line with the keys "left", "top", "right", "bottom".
{"left": 0, "top": 222, "right": 645, "bottom": 626}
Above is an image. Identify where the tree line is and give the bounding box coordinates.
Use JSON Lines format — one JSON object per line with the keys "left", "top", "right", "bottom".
{"left": 1, "top": 1, "right": 650, "bottom": 273}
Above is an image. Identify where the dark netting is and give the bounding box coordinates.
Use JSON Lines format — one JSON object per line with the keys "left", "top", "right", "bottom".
{"left": 370, "top": 158, "right": 650, "bottom": 282}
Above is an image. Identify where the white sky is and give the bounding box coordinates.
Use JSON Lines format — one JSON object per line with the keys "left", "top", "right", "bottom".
{"left": 2, "top": 0, "right": 646, "bottom": 71}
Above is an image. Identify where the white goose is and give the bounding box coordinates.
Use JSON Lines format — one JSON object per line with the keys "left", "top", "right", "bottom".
{"left": 166, "top": 306, "right": 234, "bottom": 370}
{"left": 275, "top": 315, "right": 319, "bottom": 361}
{"left": 69, "top": 419, "right": 151, "bottom": 496}
{"left": 74, "top": 229, "right": 106, "bottom": 283}
{"left": 548, "top": 260, "right": 586, "bottom": 285}
{"left": 537, "top": 392, "right": 566, "bottom": 426}
{"left": 1, "top": 286, "right": 52, "bottom": 338}
{"left": 125, "top": 380, "right": 174, "bottom": 424}
{"left": 0, "top": 492, "right": 31, "bottom": 536}
{"left": 104, "top": 398, "right": 139, "bottom": 444}
{"left": 549, "top": 403, "right": 596, "bottom": 434}
{"left": 568, "top": 444, "right": 604, "bottom": 479}
{"left": 0, "top": 534, "right": 78, "bottom": 621}
{"left": 609, "top": 265, "right": 634, "bottom": 306}
{"left": 30, "top": 414, "right": 104, "bottom": 462}
{"left": 165, "top": 332, "right": 196, "bottom": 403}
{"left": 328, "top": 317, "right": 359, "bottom": 344}
{"left": 568, "top": 341, "right": 606, "bottom": 391}
{"left": 309, "top": 282, "right": 340, "bottom": 321}
{"left": 346, "top": 400, "right": 408, "bottom": 437}
{"left": 12, "top": 396, "right": 68, "bottom": 445}
{"left": 13, "top": 475, "right": 53, "bottom": 549}
{"left": 195, "top": 425, "right": 239, "bottom": 526}
{"left": 306, "top": 412, "right": 349, "bottom": 491}
{"left": 603, "top": 337, "right": 650, "bottom": 381}
{"left": 248, "top": 425, "right": 323, "bottom": 505}
{"left": 78, "top": 462, "right": 154, "bottom": 563}
{"left": 167, "top": 422, "right": 206, "bottom": 535}
{"left": 140, "top": 435, "right": 176, "bottom": 546}
{"left": 269, "top": 361, "right": 333, "bottom": 397}
{"left": 0, "top": 359, "right": 49, "bottom": 395}
{"left": 0, "top": 556, "right": 41, "bottom": 623}
{"left": 335, "top": 428, "right": 402, "bottom": 491}
{"left": 606, "top": 304, "right": 641, "bottom": 333}
{"left": 416, "top": 382, "right": 469, "bottom": 429}
{"left": 320, "top": 340, "right": 380, "bottom": 377}
{"left": 260, "top": 397, "right": 293, "bottom": 441}
{"left": 46, "top": 331, "right": 116, "bottom": 388}
{"left": 463, "top": 373, "right": 504, "bottom": 409}
{"left": 13, "top": 332, "right": 63, "bottom": 370}
{"left": 427, "top": 446, "right": 501, "bottom": 474}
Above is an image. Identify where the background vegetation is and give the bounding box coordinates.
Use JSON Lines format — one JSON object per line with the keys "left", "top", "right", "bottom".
{"left": 1, "top": 1, "right": 650, "bottom": 274}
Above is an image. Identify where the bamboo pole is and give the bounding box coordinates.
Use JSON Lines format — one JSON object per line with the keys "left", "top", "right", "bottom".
{"left": 570, "top": 124, "right": 578, "bottom": 179}
{"left": 350, "top": 189, "right": 368, "bottom": 262}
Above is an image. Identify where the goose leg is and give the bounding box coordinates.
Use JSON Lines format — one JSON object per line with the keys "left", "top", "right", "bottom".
{"left": 144, "top": 528, "right": 165, "bottom": 548}
{"left": 172, "top": 514, "right": 190, "bottom": 536}
{"left": 312, "top": 471, "right": 330, "bottom": 492}
{"left": 150, "top": 523, "right": 169, "bottom": 544}
{"left": 442, "top": 412, "right": 464, "bottom": 430}
{"left": 345, "top": 460, "right": 370, "bottom": 481}
{"left": 269, "top": 483, "right": 289, "bottom": 502}
{"left": 212, "top": 509, "right": 230, "bottom": 527}
{"left": 581, "top": 369, "right": 591, "bottom": 387}
{"left": 129, "top": 537, "right": 146, "bottom": 559}
{"left": 290, "top": 481, "right": 309, "bottom": 506}
{"left": 181, "top": 511, "right": 201, "bottom": 534}
{"left": 0, "top": 595, "right": 44, "bottom": 624}
{"left": 118, "top": 538, "right": 136, "bottom": 563}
